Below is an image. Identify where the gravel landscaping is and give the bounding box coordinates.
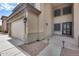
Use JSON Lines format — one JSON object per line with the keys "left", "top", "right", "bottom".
{"left": 19, "top": 40, "right": 48, "bottom": 56}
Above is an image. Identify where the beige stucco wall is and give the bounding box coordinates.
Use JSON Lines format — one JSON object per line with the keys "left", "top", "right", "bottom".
{"left": 26, "top": 3, "right": 53, "bottom": 42}
{"left": 2, "top": 19, "right": 8, "bottom": 32}
{"left": 73, "top": 3, "right": 79, "bottom": 39}
{"left": 28, "top": 11, "right": 38, "bottom": 33}
{"left": 38, "top": 4, "right": 45, "bottom": 40}
{"left": 8, "top": 23, "right": 11, "bottom": 36}
{"left": 38, "top": 3, "right": 53, "bottom": 40}
{"left": 27, "top": 11, "right": 39, "bottom": 42}
{"left": 44, "top": 4, "right": 53, "bottom": 37}
{"left": 27, "top": 3, "right": 53, "bottom": 41}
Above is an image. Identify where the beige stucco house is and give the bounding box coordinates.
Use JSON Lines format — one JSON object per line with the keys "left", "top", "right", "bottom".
{"left": 7, "top": 3, "right": 79, "bottom": 44}
{"left": 1, "top": 16, "right": 8, "bottom": 33}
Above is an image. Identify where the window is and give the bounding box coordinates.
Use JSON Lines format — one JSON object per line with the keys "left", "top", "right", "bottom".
{"left": 54, "top": 9, "right": 61, "bottom": 17}
{"left": 63, "top": 6, "right": 72, "bottom": 15}
{"left": 54, "top": 24, "right": 61, "bottom": 31}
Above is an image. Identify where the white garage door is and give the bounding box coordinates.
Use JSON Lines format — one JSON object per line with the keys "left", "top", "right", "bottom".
{"left": 11, "top": 19, "right": 24, "bottom": 41}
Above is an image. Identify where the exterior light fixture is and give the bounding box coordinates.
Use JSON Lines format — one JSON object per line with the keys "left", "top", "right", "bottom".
{"left": 45, "top": 23, "right": 48, "bottom": 26}
{"left": 24, "top": 17, "right": 27, "bottom": 23}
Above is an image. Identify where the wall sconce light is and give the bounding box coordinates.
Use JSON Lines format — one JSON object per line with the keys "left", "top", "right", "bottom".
{"left": 45, "top": 23, "right": 48, "bottom": 26}
{"left": 24, "top": 17, "right": 27, "bottom": 23}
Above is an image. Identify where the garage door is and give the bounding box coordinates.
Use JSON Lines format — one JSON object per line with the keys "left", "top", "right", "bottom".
{"left": 11, "top": 19, "right": 24, "bottom": 41}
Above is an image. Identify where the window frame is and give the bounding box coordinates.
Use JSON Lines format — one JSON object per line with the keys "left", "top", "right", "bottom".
{"left": 54, "top": 23, "right": 61, "bottom": 31}
{"left": 63, "top": 6, "right": 72, "bottom": 15}
{"left": 54, "top": 9, "right": 61, "bottom": 17}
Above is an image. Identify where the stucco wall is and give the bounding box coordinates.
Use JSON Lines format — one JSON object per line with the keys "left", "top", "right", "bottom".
{"left": 28, "top": 11, "right": 39, "bottom": 42}
{"left": 73, "top": 3, "right": 79, "bottom": 39}
{"left": 2, "top": 20, "right": 8, "bottom": 32}
{"left": 44, "top": 4, "right": 53, "bottom": 37}
{"left": 28, "top": 11, "right": 38, "bottom": 33}
{"left": 38, "top": 4, "right": 46, "bottom": 40}
{"left": 27, "top": 3, "right": 53, "bottom": 42}
{"left": 38, "top": 3, "right": 53, "bottom": 40}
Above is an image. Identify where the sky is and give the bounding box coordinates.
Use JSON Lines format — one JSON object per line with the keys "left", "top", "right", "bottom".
{"left": 0, "top": 3, "right": 17, "bottom": 25}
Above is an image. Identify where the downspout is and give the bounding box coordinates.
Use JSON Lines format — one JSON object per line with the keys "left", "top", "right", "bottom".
{"left": 72, "top": 4, "right": 74, "bottom": 38}
{"left": 37, "top": 15, "right": 39, "bottom": 40}
{"left": 24, "top": 18, "right": 26, "bottom": 43}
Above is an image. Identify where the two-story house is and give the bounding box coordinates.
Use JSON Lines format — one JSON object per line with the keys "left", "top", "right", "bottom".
{"left": 7, "top": 3, "right": 79, "bottom": 44}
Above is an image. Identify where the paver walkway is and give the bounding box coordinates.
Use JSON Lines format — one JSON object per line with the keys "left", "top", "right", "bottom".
{"left": 49, "top": 35, "right": 78, "bottom": 50}
{"left": 38, "top": 43, "right": 61, "bottom": 56}
{"left": 49, "top": 35, "right": 79, "bottom": 56}
{"left": 61, "top": 48, "right": 79, "bottom": 56}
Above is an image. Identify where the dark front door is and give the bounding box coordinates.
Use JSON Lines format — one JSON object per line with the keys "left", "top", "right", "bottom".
{"left": 62, "top": 22, "right": 72, "bottom": 36}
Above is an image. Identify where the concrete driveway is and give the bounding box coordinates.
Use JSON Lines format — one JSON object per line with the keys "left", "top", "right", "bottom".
{"left": 0, "top": 33, "right": 29, "bottom": 56}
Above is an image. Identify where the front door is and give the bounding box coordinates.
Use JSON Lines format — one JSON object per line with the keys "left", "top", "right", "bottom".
{"left": 62, "top": 22, "right": 72, "bottom": 36}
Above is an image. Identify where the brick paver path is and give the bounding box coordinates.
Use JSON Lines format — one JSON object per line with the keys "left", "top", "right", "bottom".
{"left": 49, "top": 35, "right": 79, "bottom": 56}
{"left": 49, "top": 35, "right": 78, "bottom": 50}
{"left": 61, "top": 48, "right": 79, "bottom": 56}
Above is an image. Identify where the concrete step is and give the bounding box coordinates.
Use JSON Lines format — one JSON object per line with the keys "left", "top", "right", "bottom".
{"left": 38, "top": 44, "right": 61, "bottom": 56}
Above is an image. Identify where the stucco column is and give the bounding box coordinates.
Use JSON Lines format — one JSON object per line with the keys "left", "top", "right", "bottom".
{"left": 73, "top": 3, "right": 79, "bottom": 39}
{"left": 8, "top": 23, "right": 11, "bottom": 36}
{"left": 44, "top": 4, "right": 53, "bottom": 37}
{"left": 23, "top": 7, "right": 28, "bottom": 43}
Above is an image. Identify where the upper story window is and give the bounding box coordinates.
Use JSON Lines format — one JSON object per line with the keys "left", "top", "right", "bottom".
{"left": 54, "top": 9, "right": 61, "bottom": 17}
{"left": 63, "top": 6, "right": 72, "bottom": 15}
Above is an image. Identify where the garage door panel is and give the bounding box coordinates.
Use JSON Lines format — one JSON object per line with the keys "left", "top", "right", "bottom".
{"left": 11, "top": 19, "right": 24, "bottom": 41}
